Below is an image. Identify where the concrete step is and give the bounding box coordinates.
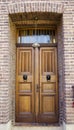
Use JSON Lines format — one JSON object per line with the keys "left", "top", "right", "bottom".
{"left": 12, "top": 126, "right": 62, "bottom": 130}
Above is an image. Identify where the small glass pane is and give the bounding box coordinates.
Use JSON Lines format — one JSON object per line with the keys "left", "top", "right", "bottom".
{"left": 18, "top": 29, "right": 56, "bottom": 44}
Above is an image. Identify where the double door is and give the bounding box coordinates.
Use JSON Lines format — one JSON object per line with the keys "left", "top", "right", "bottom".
{"left": 16, "top": 46, "right": 58, "bottom": 124}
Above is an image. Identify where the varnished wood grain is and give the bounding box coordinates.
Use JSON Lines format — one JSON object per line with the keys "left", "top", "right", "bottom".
{"left": 16, "top": 47, "right": 35, "bottom": 122}
{"left": 16, "top": 46, "right": 58, "bottom": 124}
{"left": 39, "top": 47, "right": 58, "bottom": 123}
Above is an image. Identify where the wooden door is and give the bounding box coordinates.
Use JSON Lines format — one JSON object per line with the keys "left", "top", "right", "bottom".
{"left": 16, "top": 46, "right": 58, "bottom": 124}
{"left": 16, "top": 47, "right": 35, "bottom": 122}
{"left": 38, "top": 47, "right": 58, "bottom": 123}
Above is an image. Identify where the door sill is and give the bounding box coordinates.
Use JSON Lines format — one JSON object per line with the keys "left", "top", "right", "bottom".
{"left": 14, "top": 122, "right": 60, "bottom": 127}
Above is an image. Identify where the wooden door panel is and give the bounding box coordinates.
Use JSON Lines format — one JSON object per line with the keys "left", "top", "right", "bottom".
{"left": 42, "top": 96, "right": 55, "bottom": 113}
{"left": 39, "top": 47, "right": 58, "bottom": 123}
{"left": 19, "top": 95, "right": 31, "bottom": 113}
{"left": 19, "top": 50, "right": 32, "bottom": 73}
{"left": 19, "top": 83, "right": 31, "bottom": 93}
{"left": 41, "top": 49, "right": 55, "bottom": 74}
{"left": 42, "top": 83, "right": 56, "bottom": 93}
{"left": 16, "top": 47, "right": 35, "bottom": 122}
{"left": 18, "top": 75, "right": 32, "bottom": 82}
{"left": 40, "top": 75, "right": 56, "bottom": 82}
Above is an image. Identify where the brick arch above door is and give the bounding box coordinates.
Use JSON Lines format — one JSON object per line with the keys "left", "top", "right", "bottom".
{"left": 7, "top": 1, "right": 64, "bottom": 14}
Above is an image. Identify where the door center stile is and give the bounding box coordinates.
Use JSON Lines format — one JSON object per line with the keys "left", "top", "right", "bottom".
{"left": 34, "top": 46, "right": 40, "bottom": 120}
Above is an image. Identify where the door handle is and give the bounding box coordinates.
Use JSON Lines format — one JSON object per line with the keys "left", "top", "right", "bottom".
{"left": 36, "top": 84, "right": 40, "bottom": 92}
{"left": 46, "top": 75, "right": 51, "bottom": 81}
{"left": 23, "top": 74, "right": 27, "bottom": 80}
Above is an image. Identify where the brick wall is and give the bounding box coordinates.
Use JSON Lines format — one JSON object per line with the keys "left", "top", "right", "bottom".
{"left": 0, "top": 1, "right": 10, "bottom": 123}
{"left": 57, "top": 17, "right": 64, "bottom": 124}
{"left": 0, "top": 0, "right": 74, "bottom": 125}
{"left": 62, "top": 1, "right": 74, "bottom": 123}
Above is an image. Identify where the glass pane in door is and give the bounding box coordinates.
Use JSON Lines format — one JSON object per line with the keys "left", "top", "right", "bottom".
{"left": 18, "top": 29, "right": 56, "bottom": 44}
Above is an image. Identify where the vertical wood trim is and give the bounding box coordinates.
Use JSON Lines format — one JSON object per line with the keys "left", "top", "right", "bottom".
{"left": 19, "top": 50, "right": 21, "bottom": 74}
{"left": 22, "top": 52, "right": 24, "bottom": 72}
{"left": 43, "top": 51, "right": 44, "bottom": 74}
{"left": 29, "top": 51, "right": 31, "bottom": 73}
{"left": 26, "top": 52, "right": 28, "bottom": 72}
{"left": 34, "top": 47, "right": 39, "bottom": 119}
{"left": 50, "top": 52, "right": 51, "bottom": 72}
{"left": 40, "top": 48, "right": 42, "bottom": 113}
{"left": 46, "top": 52, "right": 47, "bottom": 72}
{"left": 16, "top": 48, "right": 19, "bottom": 117}
{"left": 55, "top": 48, "right": 59, "bottom": 115}
{"left": 52, "top": 51, "right": 55, "bottom": 73}
{"left": 32, "top": 48, "right": 35, "bottom": 113}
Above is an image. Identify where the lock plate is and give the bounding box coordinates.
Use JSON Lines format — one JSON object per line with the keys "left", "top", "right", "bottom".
{"left": 36, "top": 84, "right": 40, "bottom": 92}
